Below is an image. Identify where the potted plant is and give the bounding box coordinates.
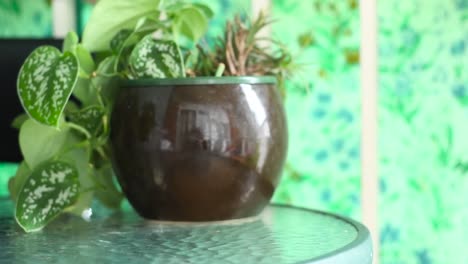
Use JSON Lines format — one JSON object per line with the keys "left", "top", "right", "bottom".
{"left": 9, "top": 0, "right": 293, "bottom": 232}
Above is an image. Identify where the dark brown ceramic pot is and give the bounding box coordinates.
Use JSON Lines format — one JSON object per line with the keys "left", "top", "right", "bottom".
{"left": 110, "top": 76, "right": 288, "bottom": 221}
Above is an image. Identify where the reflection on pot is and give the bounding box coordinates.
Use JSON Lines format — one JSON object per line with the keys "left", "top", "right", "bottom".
{"left": 175, "top": 103, "right": 231, "bottom": 153}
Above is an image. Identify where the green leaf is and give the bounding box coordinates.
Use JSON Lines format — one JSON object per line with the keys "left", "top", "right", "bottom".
{"left": 69, "top": 105, "right": 105, "bottom": 136}
{"left": 82, "top": 0, "right": 160, "bottom": 52}
{"left": 191, "top": 3, "right": 213, "bottom": 18}
{"left": 129, "top": 37, "right": 184, "bottom": 78}
{"left": 173, "top": 7, "right": 208, "bottom": 42}
{"left": 96, "top": 55, "right": 119, "bottom": 77}
{"left": 64, "top": 100, "right": 80, "bottom": 115}
{"left": 8, "top": 162, "right": 32, "bottom": 201}
{"left": 72, "top": 78, "right": 98, "bottom": 106}
{"left": 15, "top": 161, "right": 80, "bottom": 232}
{"left": 110, "top": 29, "right": 134, "bottom": 54}
{"left": 76, "top": 44, "right": 95, "bottom": 74}
{"left": 110, "top": 19, "right": 167, "bottom": 72}
{"left": 163, "top": 1, "right": 211, "bottom": 16}
{"left": 93, "top": 56, "right": 120, "bottom": 107}
{"left": 163, "top": 1, "right": 186, "bottom": 13}
{"left": 62, "top": 33, "right": 95, "bottom": 75}
{"left": 94, "top": 164, "right": 123, "bottom": 209}
{"left": 61, "top": 145, "right": 94, "bottom": 216}
{"left": 19, "top": 119, "right": 70, "bottom": 169}
{"left": 17, "top": 46, "right": 79, "bottom": 127}
{"left": 11, "top": 114, "right": 29, "bottom": 129}
{"left": 62, "top": 32, "right": 79, "bottom": 53}
{"left": 115, "top": 17, "right": 167, "bottom": 52}
{"left": 134, "top": 17, "right": 165, "bottom": 33}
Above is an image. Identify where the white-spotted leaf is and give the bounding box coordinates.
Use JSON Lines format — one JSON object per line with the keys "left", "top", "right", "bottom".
{"left": 17, "top": 46, "right": 79, "bottom": 127}
{"left": 69, "top": 105, "right": 105, "bottom": 136}
{"left": 15, "top": 161, "right": 80, "bottom": 232}
{"left": 110, "top": 29, "right": 134, "bottom": 54}
{"left": 110, "top": 20, "right": 166, "bottom": 72}
{"left": 129, "top": 37, "right": 184, "bottom": 78}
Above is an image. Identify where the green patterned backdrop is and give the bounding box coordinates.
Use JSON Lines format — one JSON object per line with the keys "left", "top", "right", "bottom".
{"left": 0, "top": 0, "right": 52, "bottom": 37}
{"left": 378, "top": 0, "right": 468, "bottom": 263}
{"left": 1, "top": 0, "right": 468, "bottom": 263}
{"left": 270, "top": 0, "right": 361, "bottom": 221}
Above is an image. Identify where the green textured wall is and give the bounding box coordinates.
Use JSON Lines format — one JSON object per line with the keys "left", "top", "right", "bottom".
{"left": 0, "top": 0, "right": 52, "bottom": 37}
{"left": 270, "top": 0, "right": 362, "bottom": 221}
{"left": 379, "top": 0, "right": 468, "bottom": 263}
{"left": 1, "top": 0, "right": 468, "bottom": 263}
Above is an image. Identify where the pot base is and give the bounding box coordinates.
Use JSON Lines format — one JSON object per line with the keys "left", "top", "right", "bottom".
{"left": 141, "top": 213, "right": 261, "bottom": 227}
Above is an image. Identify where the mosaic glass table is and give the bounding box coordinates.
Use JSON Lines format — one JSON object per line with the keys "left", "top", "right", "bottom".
{"left": 0, "top": 197, "right": 372, "bottom": 263}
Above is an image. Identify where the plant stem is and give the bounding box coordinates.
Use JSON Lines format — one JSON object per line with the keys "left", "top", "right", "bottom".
{"left": 215, "top": 63, "right": 225, "bottom": 77}
{"left": 67, "top": 122, "right": 92, "bottom": 139}
{"left": 80, "top": 187, "right": 99, "bottom": 194}
{"left": 96, "top": 146, "right": 109, "bottom": 160}
{"left": 78, "top": 69, "right": 91, "bottom": 79}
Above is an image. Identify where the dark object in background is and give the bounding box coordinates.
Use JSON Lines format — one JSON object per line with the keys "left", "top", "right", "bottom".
{"left": 0, "top": 39, "right": 62, "bottom": 162}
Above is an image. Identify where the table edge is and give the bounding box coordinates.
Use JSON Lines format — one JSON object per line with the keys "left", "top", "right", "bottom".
{"left": 271, "top": 203, "right": 373, "bottom": 264}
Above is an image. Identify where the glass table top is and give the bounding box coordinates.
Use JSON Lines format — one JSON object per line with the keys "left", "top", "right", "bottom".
{"left": 0, "top": 198, "right": 372, "bottom": 263}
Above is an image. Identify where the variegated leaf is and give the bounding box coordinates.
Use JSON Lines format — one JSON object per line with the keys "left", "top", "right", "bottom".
{"left": 129, "top": 36, "right": 184, "bottom": 78}
{"left": 69, "top": 105, "right": 105, "bottom": 136}
{"left": 15, "top": 161, "right": 80, "bottom": 232}
{"left": 17, "top": 46, "right": 79, "bottom": 127}
{"left": 110, "top": 29, "right": 133, "bottom": 54}
{"left": 110, "top": 19, "right": 166, "bottom": 72}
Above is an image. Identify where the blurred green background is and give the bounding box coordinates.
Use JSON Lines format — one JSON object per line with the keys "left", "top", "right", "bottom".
{"left": 1, "top": 0, "right": 467, "bottom": 263}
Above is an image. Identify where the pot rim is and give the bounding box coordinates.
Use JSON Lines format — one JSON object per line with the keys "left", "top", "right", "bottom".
{"left": 121, "top": 76, "right": 277, "bottom": 87}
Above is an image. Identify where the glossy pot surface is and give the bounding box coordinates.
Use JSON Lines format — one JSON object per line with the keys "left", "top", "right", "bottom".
{"left": 110, "top": 77, "right": 288, "bottom": 221}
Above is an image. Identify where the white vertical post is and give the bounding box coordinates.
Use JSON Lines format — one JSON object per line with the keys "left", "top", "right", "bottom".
{"left": 52, "top": 0, "right": 77, "bottom": 38}
{"left": 360, "top": 0, "right": 379, "bottom": 263}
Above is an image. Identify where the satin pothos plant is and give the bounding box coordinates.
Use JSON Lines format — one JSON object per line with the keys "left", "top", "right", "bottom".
{"left": 10, "top": 0, "right": 297, "bottom": 233}
{"left": 9, "top": 0, "right": 212, "bottom": 232}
